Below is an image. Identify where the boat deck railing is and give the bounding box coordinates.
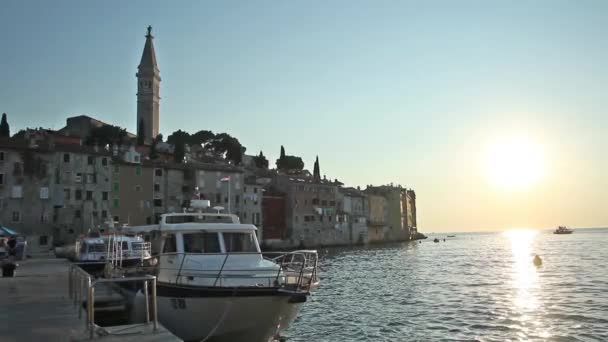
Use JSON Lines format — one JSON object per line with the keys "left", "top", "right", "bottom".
{"left": 159, "top": 250, "right": 318, "bottom": 292}
{"left": 68, "top": 263, "right": 158, "bottom": 339}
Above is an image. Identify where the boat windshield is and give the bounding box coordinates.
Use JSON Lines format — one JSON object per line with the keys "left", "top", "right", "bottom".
{"left": 183, "top": 232, "right": 221, "bottom": 254}
{"left": 165, "top": 215, "right": 234, "bottom": 224}
{"left": 223, "top": 232, "right": 258, "bottom": 253}
{"left": 132, "top": 242, "right": 147, "bottom": 250}
{"left": 87, "top": 243, "right": 106, "bottom": 253}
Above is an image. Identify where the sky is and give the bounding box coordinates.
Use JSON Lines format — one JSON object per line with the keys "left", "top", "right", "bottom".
{"left": 1, "top": 1, "right": 607, "bottom": 232}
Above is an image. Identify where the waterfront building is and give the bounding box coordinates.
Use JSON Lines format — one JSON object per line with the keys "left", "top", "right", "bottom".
{"left": 112, "top": 155, "right": 154, "bottom": 226}
{"left": 337, "top": 187, "right": 369, "bottom": 244}
{"left": 401, "top": 188, "right": 417, "bottom": 238}
{"left": 365, "top": 185, "right": 412, "bottom": 241}
{"left": 242, "top": 176, "right": 263, "bottom": 239}
{"left": 0, "top": 130, "right": 113, "bottom": 253}
{"left": 365, "top": 192, "right": 388, "bottom": 242}
{"left": 261, "top": 188, "right": 287, "bottom": 248}
{"left": 273, "top": 172, "right": 344, "bottom": 247}
{"left": 148, "top": 161, "right": 244, "bottom": 222}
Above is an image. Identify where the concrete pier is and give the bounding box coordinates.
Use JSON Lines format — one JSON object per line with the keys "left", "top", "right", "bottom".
{"left": 0, "top": 258, "right": 180, "bottom": 341}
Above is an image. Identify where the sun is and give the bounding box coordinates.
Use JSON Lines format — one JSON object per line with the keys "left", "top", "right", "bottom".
{"left": 482, "top": 135, "right": 545, "bottom": 190}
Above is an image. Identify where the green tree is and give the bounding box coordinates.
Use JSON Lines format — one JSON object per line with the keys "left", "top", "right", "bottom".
{"left": 85, "top": 125, "right": 127, "bottom": 147}
{"left": 253, "top": 151, "right": 269, "bottom": 169}
{"left": 173, "top": 135, "right": 185, "bottom": 163}
{"left": 167, "top": 129, "right": 191, "bottom": 146}
{"left": 190, "top": 130, "right": 215, "bottom": 146}
{"left": 0, "top": 113, "right": 10, "bottom": 138}
{"left": 280, "top": 145, "right": 285, "bottom": 159}
{"left": 137, "top": 119, "right": 145, "bottom": 145}
{"left": 149, "top": 134, "right": 162, "bottom": 160}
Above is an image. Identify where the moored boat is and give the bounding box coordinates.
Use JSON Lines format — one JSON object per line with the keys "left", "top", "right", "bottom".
{"left": 127, "top": 200, "right": 319, "bottom": 342}
{"left": 74, "top": 232, "right": 152, "bottom": 273}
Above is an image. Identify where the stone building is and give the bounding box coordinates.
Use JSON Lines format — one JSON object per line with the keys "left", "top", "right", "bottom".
{"left": 365, "top": 192, "right": 388, "bottom": 242}
{"left": 57, "top": 115, "right": 136, "bottom": 140}
{"left": 242, "top": 176, "right": 263, "bottom": 239}
{"left": 148, "top": 161, "right": 244, "bottom": 222}
{"left": 273, "top": 172, "right": 344, "bottom": 248}
{"left": 261, "top": 188, "right": 287, "bottom": 247}
{"left": 365, "top": 185, "right": 418, "bottom": 241}
{"left": 112, "top": 160, "right": 154, "bottom": 226}
{"left": 337, "top": 187, "right": 369, "bottom": 244}
{"left": 401, "top": 189, "right": 417, "bottom": 238}
{"left": 0, "top": 131, "right": 113, "bottom": 253}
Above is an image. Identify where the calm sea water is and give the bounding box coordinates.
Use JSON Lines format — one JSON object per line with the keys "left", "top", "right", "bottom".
{"left": 284, "top": 228, "right": 608, "bottom": 342}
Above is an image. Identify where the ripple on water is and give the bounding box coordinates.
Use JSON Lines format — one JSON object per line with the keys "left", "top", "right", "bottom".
{"left": 283, "top": 230, "right": 608, "bottom": 341}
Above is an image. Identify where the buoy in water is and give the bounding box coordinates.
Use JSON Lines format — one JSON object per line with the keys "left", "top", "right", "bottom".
{"left": 533, "top": 255, "right": 543, "bottom": 266}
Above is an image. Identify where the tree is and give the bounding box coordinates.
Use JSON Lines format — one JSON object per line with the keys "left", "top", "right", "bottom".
{"left": 313, "top": 156, "right": 320, "bottom": 181}
{"left": 190, "top": 130, "right": 215, "bottom": 146}
{"left": 280, "top": 145, "right": 285, "bottom": 159}
{"left": 137, "top": 119, "right": 145, "bottom": 145}
{"left": 149, "top": 134, "right": 162, "bottom": 160}
{"left": 84, "top": 124, "right": 127, "bottom": 147}
{"left": 0, "top": 113, "right": 10, "bottom": 138}
{"left": 253, "top": 151, "right": 269, "bottom": 169}
{"left": 277, "top": 154, "right": 304, "bottom": 171}
{"left": 173, "top": 135, "right": 185, "bottom": 163}
{"left": 167, "top": 129, "right": 191, "bottom": 146}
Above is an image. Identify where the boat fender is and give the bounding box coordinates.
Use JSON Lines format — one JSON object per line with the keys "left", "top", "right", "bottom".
{"left": 288, "top": 293, "right": 307, "bottom": 304}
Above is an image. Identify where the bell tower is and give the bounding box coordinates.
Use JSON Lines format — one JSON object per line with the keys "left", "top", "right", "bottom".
{"left": 136, "top": 26, "right": 161, "bottom": 141}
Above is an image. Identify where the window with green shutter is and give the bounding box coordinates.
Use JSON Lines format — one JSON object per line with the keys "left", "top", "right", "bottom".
{"left": 136, "top": 166, "right": 142, "bottom": 176}
{"left": 113, "top": 198, "right": 119, "bottom": 208}
{"left": 113, "top": 182, "right": 119, "bottom": 192}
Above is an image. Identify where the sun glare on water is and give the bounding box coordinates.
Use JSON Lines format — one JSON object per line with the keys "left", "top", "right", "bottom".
{"left": 483, "top": 135, "right": 545, "bottom": 191}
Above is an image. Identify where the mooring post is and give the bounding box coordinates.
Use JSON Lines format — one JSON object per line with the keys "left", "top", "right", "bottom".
{"left": 152, "top": 277, "right": 158, "bottom": 332}
{"left": 144, "top": 279, "right": 150, "bottom": 323}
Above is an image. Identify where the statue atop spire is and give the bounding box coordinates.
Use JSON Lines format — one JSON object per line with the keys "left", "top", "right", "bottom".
{"left": 146, "top": 25, "right": 152, "bottom": 37}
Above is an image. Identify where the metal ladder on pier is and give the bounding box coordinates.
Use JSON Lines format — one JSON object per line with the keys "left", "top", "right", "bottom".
{"left": 68, "top": 264, "right": 158, "bottom": 339}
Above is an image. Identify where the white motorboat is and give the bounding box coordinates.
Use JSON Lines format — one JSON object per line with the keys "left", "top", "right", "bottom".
{"left": 127, "top": 200, "right": 319, "bottom": 342}
{"left": 74, "top": 232, "right": 152, "bottom": 273}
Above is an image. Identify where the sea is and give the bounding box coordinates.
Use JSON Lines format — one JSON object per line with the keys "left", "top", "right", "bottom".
{"left": 283, "top": 228, "right": 608, "bottom": 342}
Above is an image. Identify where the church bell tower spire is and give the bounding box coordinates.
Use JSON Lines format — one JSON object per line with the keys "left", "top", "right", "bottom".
{"left": 136, "top": 25, "right": 161, "bottom": 141}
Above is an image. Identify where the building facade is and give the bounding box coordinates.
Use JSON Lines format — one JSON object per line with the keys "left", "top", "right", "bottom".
{"left": 0, "top": 131, "right": 114, "bottom": 253}
{"left": 338, "top": 187, "right": 369, "bottom": 244}
{"left": 242, "top": 178, "right": 263, "bottom": 239}
{"left": 273, "top": 174, "right": 344, "bottom": 247}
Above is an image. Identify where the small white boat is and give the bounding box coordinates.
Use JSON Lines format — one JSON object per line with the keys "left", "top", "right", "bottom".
{"left": 554, "top": 226, "right": 573, "bottom": 234}
{"left": 127, "top": 200, "right": 319, "bottom": 342}
{"left": 74, "top": 232, "right": 152, "bottom": 273}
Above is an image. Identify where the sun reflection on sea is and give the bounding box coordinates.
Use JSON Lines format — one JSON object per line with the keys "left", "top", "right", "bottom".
{"left": 504, "top": 230, "right": 540, "bottom": 310}
{"left": 504, "top": 229, "right": 551, "bottom": 338}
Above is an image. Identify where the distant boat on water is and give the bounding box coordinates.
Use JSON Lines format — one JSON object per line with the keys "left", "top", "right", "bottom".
{"left": 447, "top": 235, "right": 456, "bottom": 238}
{"left": 554, "top": 226, "right": 573, "bottom": 234}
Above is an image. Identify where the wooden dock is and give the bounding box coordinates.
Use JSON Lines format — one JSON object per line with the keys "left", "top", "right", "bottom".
{"left": 0, "top": 258, "right": 180, "bottom": 341}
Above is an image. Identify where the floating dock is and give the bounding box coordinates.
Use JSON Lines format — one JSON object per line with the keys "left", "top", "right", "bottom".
{"left": 0, "top": 258, "right": 180, "bottom": 341}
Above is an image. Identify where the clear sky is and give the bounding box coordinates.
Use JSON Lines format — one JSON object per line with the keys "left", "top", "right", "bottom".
{"left": 1, "top": 1, "right": 607, "bottom": 232}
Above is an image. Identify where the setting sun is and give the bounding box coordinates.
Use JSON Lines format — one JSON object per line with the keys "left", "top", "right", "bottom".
{"left": 483, "top": 135, "right": 545, "bottom": 190}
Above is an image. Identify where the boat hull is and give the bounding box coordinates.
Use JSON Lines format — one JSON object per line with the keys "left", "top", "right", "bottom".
{"left": 132, "top": 283, "right": 307, "bottom": 342}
